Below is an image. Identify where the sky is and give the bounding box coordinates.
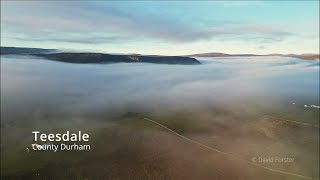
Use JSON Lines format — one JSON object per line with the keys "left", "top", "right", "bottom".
{"left": 1, "top": 1, "right": 319, "bottom": 55}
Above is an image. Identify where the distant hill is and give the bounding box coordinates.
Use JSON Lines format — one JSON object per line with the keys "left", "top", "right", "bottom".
{"left": 188, "top": 52, "right": 262, "bottom": 57}
{"left": 188, "top": 52, "right": 232, "bottom": 57}
{"left": 288, "top": 54, "right": 320, "bottom": 60}
{"left": 188, "top": 52, "right": 320, "bottom": 60}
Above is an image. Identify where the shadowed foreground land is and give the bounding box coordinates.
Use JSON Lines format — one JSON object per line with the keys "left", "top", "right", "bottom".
{"left": 1, "top": 111, "right": 319, "bottom": 180}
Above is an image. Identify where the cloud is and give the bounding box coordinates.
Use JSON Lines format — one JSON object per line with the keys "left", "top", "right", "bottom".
{"left": 11, "top": 34, "right": 133, "bottom": 45}
{"left": 1, "top": 1, "right": 294, "bottom": 45}
{"left": 211, "top": 1, "right": 266, "bottom": 7}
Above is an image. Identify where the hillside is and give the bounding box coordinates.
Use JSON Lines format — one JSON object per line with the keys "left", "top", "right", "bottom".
{"left": 0, "top": 47, "right": 201, "bottom": 65}
{"left": 35, "top": 53, "right": 201, "bottom": 65}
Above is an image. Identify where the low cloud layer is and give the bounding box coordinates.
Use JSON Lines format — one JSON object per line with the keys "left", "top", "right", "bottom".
{"left": 1, "top": 55, "right": 319, "bottom": 123}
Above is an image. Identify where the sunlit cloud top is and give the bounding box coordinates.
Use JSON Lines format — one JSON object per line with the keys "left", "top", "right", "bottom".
{"left": 1, "top": 1, "right": 319, "bottom": 55}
